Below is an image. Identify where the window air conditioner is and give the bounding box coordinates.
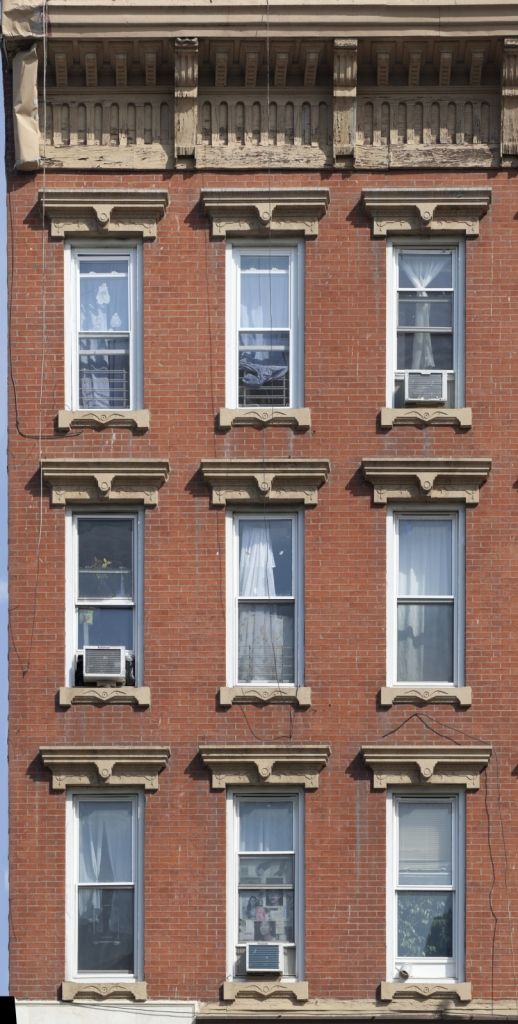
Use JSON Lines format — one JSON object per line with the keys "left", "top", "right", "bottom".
{"left": 82, "top": 646, "right": 127, "bottom": 684}
{"left": 404, "top": 370, "right": 447, "bottom": 405}
{"left": 245, "top": 943, "right": 282, "bottom": 973}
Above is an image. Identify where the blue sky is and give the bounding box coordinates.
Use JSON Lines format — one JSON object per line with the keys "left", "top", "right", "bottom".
{"left": 1, "top": 65, "right": 9, "bottom": 992}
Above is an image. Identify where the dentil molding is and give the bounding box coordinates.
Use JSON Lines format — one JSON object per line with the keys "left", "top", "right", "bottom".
{"left": 41, "top": 458, "right": 170, "bottom": 506}
{"left": 199, "top": 744, "right": 330, "bottom": 790}
{"left": 200, "top": 458, "right": 330, "bottom": 506}
{"left": 362, "top": 744, "right": 492, "bottom": 790}
{"left": 40, "top": 745, "right": 170, "bottom": 790}
{"left": 40, "top": 188, "right": 168, "bottom": 239}
{"left": 362, "top": 187, "right": 491, "bottom": 237}
{"left": 200, "top": 188, "right": 329, "bottom": 238}
{"left": 361, "top": 457, "right": 491, "bottom": 505}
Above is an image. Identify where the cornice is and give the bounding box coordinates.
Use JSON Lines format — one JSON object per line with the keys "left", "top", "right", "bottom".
{"left": 40, "top": 745, "right": 170, "bottom": 791}
{"left": 361, "top": 456, "right": 491, "bottom": 505}
{"left": 362, "top": 187, "right": 491, "bottom": 237}
{"left": 200, "top": 458, "right": 330, "bottom": 506}
{"left": 200, "top": 188, "right": 329, "bottom": 239}
{"left": 362, "top": 744, "right": 492, "bottom": 790}
{"left": 39, "top": 188, "right": 168, "bottom": 239}
{"left": 41, "top": 458, "right": 170, "bottom": 506}
{"left": 199, "top": 744, "right": 330, "bottom": 790}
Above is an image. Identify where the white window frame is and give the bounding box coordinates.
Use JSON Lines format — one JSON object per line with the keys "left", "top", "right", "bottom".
{"left": 225, "top": 509, "right": 304, "bottom": 688}
{"left": 226, "top": 789, "right": 304, "bottom": 981}
{"left": 225, "top": 241, "right": 304, "bottom": 409}
{"left": 65, "top": 508, "right": 144, "bottom": 686}
{"left": 65, "top": 790, "right": 144, "bottom": 982}
{"left": 386, "top": 506, "right": 464, "bottom": 689}
{"left": 386, "top": 239, "right": 465, "bottom": 408}
{"left": 64, "top": 241, "right": 143, "bottom": 411}
{"left": 386, "top": 789, "right": 465, "bottom": 983}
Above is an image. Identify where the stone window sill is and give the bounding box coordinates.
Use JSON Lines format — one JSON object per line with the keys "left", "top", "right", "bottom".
{"left": 380, "top": 686, "right": 472, "bottom": 708}
{"left": 57, "top": 409, "right": 150, "bottom": 432}
{"left": 380, "top": 981, "right": 471, "bottom": 1003}
{"left": 222, "top": 980, "right": 309, "bottom": 1003}
{"left": 62, "top": 980, "right": 147, "bottom": 1002}
{"left": 219, "top": 407, "right": 311, "bottom": 430}
{"left": 219, "top": 686, "right": 311, "bottom": 707}
{"left": 380, "top": 407, "right": 472, "bottom": 429}
{"left": 58, "top": 686, "right": 151, "bottom": 708}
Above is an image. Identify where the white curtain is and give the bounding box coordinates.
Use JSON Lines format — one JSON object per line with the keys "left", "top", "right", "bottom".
{"left": 399, "top": 254, "right": 450, "bottom": 369}
{"left": 239, "top": 255, "right": 289, "bottom": 388}
{"left": 398, "top": 519, "right": 452, "bottom": 683}
{"left": 399, "top": 802, "right": 452, "bottom": 884}
{"left": 240, "top": 800, "right": 293, "bottom": 852}
{"left": 238, "top": 522, "right": 294, "bottom": 683}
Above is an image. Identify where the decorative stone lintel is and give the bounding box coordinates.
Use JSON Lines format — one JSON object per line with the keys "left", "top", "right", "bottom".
{"left": 219, "top": 407, "right": 311, "bottom": 431}
{"left": 362, "top": 187, "right": 491, "bottom": 237}
{"left": 200, "top": 188, "right": 329, "bottom": 239}
{"left": 222, "top": 980, "right": 309, "bottom": 1003}
{"left": 219, "top": 686, "right": 311, "bottom": 708}
{"left": 58, "top": 686, "right": 151, "bottom": 709}
{"left": 380, "top": 981, "right": 472, "bottom": 1003}
{"left": 62, "top": 980, "right": 147, "bottom": 1002}
{"left": 362, "top": 744, "right": 491, "bottom": 790}
{"left": 199, "top": 744, "right": 330, "bottom": 790}
{"left": 379, "top": 686, "right": 472, "bottom": 708}
{"left": 200, "top": 458, "right": 330, "bottom": 507}
{"left": 40, "top": 745, "right": 170, "bottom": 791}
{"left": 57, "top": 409, "right": 150, "bottom": 432}
{"left": 361, "top": 457, "right": 491, "bottom": 506}
{"left": 40, "top": 188, "right": 169, "bottom": 239}
{"left": 380, "top": 407, "right": 472, "bottom": 429}
{"left": 41, "top": 458, "right": 170, "bottom": 506}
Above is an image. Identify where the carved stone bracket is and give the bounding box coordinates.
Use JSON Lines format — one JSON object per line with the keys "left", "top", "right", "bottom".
{"left": 199, "top": 744, "right": 330, "bottom": 790}
{"left": 58, "top": 686, "right": 151, "bottom": 708}
{"left": 502, "top": 38, "right": 518, "bottom": 157}
{"left": 200, "top": 458, "right": 330, "bottom": 506}
{"left": 222, "top": 980, "right": 309, "bottom": 1003}
{"left": 333, "top": 39, "right": 357, "bottom": 162}
{"left": 379, "top": 686, "right": 472, "bottom": 708}
{"left": 362, "top": 744, "right": 491, "bottom": 790}
{"left": 362, "top": 187, "right": 491, "bottom": 237}
{"left": 175, "top": 37, "right": 198, "bottom": 161}
{"left": 57, "top": 409, "right": 150, "bottom": 433}
{"left": 219, "top": 407, "right": 311, "bottom": 431}
{"left": 380, "top": 981, "right": 472, "bottom": 1003}
{"left": 200, "top": 188, "right": 330, "bottom": 238}
{"left": 40, "top": 745, "right": 170, "bottom": 791}
{"left": 41, "top": 458, "right": 170, "bottom": 506}
{"left": 62, "top": 980, "right": 147, "bottom": 1002}
{"left": 380, "top": 407, "right": 472, "bottom": 430}
{"left": 361, "top": 457, "right": 491, "bottom": 505}
{"left": 40, "top": 188, "right": 169, "bottom": 239}
{"left": 219, "top": 686, "right": 311, "bottom": 708}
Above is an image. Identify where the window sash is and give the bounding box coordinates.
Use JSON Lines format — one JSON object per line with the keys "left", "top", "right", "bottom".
{"left": 74, "top": 516, "right": 137, "bottom": 655}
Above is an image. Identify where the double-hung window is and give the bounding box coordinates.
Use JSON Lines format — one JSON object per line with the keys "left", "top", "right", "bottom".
{"left": 67, "top": 793, "right": 143, "bottom": 980}
{"left": 388, "top": 510, "right": 464, "bottom": 688}
{"left": 227, "top": 512, "right": 303, "bottom": 687}
{"left": 67, "top": 245, "right": 141, "bottom": 411}
{"left": 226, "top": 244, "right": 303, "bottom": 409}
{"left": 388, "top": 792, "right": 464, "bottom": 982}
{"left": 387, "top": 243, "right": 464, "bottom": 408}
{"left": 228, "top": 792, "right": 303, "bottom": 978}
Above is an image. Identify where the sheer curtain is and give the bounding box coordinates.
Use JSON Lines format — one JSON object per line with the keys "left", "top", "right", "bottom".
{"left": 79, "top": 801, "right": 132, "bottom": 931}
{"left": 240, "top": 800, "right": 293, "bottom": 851}
{"left": 79, "top": 275, "right": 129, "bottom": 409}
{"left": 239, "top": 256, "right": 289, "bottom": 390}
{"left": 238, "top": 521, "right": 294, "bottom": 683}
{"left": 397, "top": 519, "right": 453, "bottom": 683}
{"left": 399, "top": 254, "right": 450, "bottom": 369}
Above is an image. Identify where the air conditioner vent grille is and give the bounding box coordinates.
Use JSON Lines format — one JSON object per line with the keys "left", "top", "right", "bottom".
{"left": 404, "top": 370, "right": 447, "bottom": 404}
{"left": 246, "top": 943, "right": 281, "bottom": 973}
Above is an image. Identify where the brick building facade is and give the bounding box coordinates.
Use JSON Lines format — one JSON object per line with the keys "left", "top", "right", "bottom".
{"left": 4, "top": 2, "right": 518, "bottom": 1021}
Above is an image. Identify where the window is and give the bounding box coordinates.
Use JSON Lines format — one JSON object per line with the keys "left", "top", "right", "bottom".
{"left": 387, "top": 242, "right": 464, "bottom": 408}
{"left": 226, "top": 243, "right": 303, "bottom": 408}
{"left": 66, "top": 245, "right": 142, "bottom": 411}
{"left": 387, "top": 510, "right": 464, "bottom": 687}
{"left": 388, "top": 792, "right": 464, "bottom": 982}
{"left": 66, "top": 511, "right": 143, "bottom": 685}
{"left": 67, "top": 792, "right": 143, "bottom": 980}
{"left": 227, "top": 512, "right": 303, "bottom": 686}
{"left": 228, "top": 792, "right": 303, "bottom": 978}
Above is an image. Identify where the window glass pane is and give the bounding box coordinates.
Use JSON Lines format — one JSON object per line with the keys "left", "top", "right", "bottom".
{"left": 397, "top": 603, "right": 453, "bottom": 682}
{"left": 399, "top": 803, "right": 452, "bottom": 886}
{"left": 78, "top": 889, "right": 134, "bottom": 972}
{"left": 398, "top": 519, "right": 452, "bottom": 596}
{"left": 79, "top": 338, "right": 130, "bottom": 410}
{"left": 79, "top": 801, "right": 133, "bottom": 883}
{"left": 397, "top": 892, "right": 453, "bottom": 958}
{"left": 78, "top": 608, "right": 133, "bottom": 650}
{"left": 239, "top": 854, "right": 294, "bottom": 884}
{"left": 398, "top": 293, "right": 452, "bottom": 329}
{"left": 397, "top": 332, "right": 453, "bottom": 371}
{"left": 238, "top": 890, "right": 294, "bottom": 942}
{"left": 80, "top": 262, "right": 129, "bottom": 332}
{"left": 238, "top": 603, "right": 294, "bottom": 683}
{"left": 240, "top": 800, "right": 293, "bottom": 851}
{"left": 239, "top": 332, "right": 290, "bottom": 350}
{"left": 239, "top": 520, "right": 293, "bottom": 598}
{"left": 240, "top": 255, "right": 289, "bottom": 329}
{"left": 398, "top": 252, "right": 452, "bottom": 290}
{"left": 78, "top": 519, "right": 133, "bottom": 599}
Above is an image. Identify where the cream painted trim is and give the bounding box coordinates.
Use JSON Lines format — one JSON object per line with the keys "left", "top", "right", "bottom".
{"left": 40, "top": 745, "right": 170, "bottom": 790}
{"left": 362, "top": 187, "right": 491, "bottom": 237}
{"left": 222, "top": 980, "right": 309, "bottom": 1003}
{"left": 58, "top": 686, "right": 151, "bottom": 708}
{"left": 62, "top": 981, "right": 147, "bottom": 1002}
{"left": 198, "top": 997, "right": 517, "bottom": 1019}
{"left": 200, "top": 188, "right": 329, "bottom": 238}
{"left": 361, "top": 457, "right": 491, "bottom": 505}
{"left": 362, "top": 744, "right": 491, "bottom": 790}
{"left": 219, "top": 686, "right": 311, "bottom": 707}
{"left": 57, "top": 409, "right": 150, "bottom": 432}
{"left": 41, "top": 458, "right": 169, "bottom": 506}
{"left": 219, "top": 407, "right": 311, "bottom": 430}
{"left": 379, "top": 686, "right": 472, "bottom": 707}
{"left": 380, "top": 407, "right": 472, "bottom": 429}
{"left": 380, "top": 981, "right": 472, "bottom": 1002}
{"left": 40, "top": 188, "right": 168, "bottom": 239}
{"left": 200, "top": 458, "right": 330, "bottom": 506}
{"left": 199, "top": 744, "right": 330, "bottom": 790}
